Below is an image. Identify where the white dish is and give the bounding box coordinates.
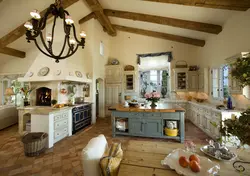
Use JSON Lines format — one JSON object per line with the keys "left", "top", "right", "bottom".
{"left": 161, "top": 148, "right": 220, "bottom": 176}
{"left": 38, "top": 67, "right": 49, "bottom": 76}
{"left": 55, "top": 70, "right": 61, "bottom": 76}
{"left": 200, "top": 145, "right": 237, "bottom": 161}
{"left": 75, "top": 71, "right": 83, "bottom": 78}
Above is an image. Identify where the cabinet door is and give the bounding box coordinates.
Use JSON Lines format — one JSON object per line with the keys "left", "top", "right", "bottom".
{"left": 105, "top": 84, "right": 121, "bottom": 106}
{"left": 188, "top": 72, "right": 198, "bottom": 91}
{"left": 145, "top": 119, "right": 162, "bottom": 137}
{"left": 105, "top": 66, "right": 122, "bottom": 84}
{"left": 175, "top": 71, "right": 188, "bottom": 91}
{"left": 130, "top": 118, "right": 145, "bottom": 136}
{"left": 198, "top": 72, "right": 204, "bottom": 91}
{"left": 124, "top": 71, "right": 136, "bottom": 92}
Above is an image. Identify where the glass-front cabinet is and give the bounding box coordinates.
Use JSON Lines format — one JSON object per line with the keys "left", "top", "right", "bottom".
{"left": 173, "top": 68, "right": 189, "bottom": 91}
{"left": 124, "top": 71, "right": 136, "bottom": 92}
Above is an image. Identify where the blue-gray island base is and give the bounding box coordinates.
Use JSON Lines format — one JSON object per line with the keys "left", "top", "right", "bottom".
{"left": 109, "top": 103, "right": 185, "bottom": 143}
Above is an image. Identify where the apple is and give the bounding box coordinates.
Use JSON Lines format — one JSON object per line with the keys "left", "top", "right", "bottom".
{"left": 179, "top": 156, "right": 189, "bottom": 168}
{"left": 189, "top": 154, "right": 200, "bottom": 163}
{"left": 189, "top": 160, "right": 201, "bottom": 173}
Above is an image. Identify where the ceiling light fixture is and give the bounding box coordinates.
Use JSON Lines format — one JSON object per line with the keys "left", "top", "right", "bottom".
{"left": 24, "top": 0, "right": 86, "bottom": 63}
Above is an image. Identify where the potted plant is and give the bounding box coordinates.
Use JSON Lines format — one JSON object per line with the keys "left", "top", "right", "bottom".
{"left": 145, "top": 91, "right": 160, "bottom": 108}
{"left": 51, "top": 99, "right": 57, "bottom": 107}
{"left": 161, "top": 70, "right": 168, "bottom": 98}
{"left": 21, "top": 86, "right": 36, "bottom": 106}
{"left": 231, "top": 56, "right": 250, "bottom": 88}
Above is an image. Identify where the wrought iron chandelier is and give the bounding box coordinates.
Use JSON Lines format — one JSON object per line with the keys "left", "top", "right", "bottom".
{"left": 24, "top": 0, "right": 86, "bottom": 63}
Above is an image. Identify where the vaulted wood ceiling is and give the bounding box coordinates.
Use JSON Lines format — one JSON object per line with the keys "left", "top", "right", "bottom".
{"left": 0, "top": 0, "right": 249, "bottom": 59}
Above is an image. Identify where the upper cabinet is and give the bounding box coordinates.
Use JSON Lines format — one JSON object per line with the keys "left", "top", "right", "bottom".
{"left": 173, "top": 68, "right": 209, "bottom": 93}
{"left": 188, "top": 71, "right": 198, "bottom": 91}
{"left": 173, "top": 68, "right": 189, "bottom": 92}
{"left": 105, "top": 65, "right": 123, "bottom": 84}
{"left": 124, "top": 71, "right": 136, "bottom": 92}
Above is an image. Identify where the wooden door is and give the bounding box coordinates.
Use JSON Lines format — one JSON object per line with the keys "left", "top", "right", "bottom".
{"left": 105, "top": 84, "right": 121, "bottom": 106}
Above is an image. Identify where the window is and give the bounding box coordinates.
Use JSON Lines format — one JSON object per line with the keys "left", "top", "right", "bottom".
{"left": 211, "top": 65, "right": 229, "bottom": 99}
{"left": 100, "top": 41, "right": 104, "bottom": 56}
{"left": 139, "top": 70, "right": 169, "bottom": 98}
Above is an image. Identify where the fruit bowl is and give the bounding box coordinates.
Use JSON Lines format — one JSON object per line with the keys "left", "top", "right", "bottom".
{"left": 161, "top": 149, "right": 220, "bottom": 176}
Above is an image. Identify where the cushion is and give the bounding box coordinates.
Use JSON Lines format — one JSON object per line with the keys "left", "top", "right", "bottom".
{"left": 100, "top": 143, "right": 123, "bottom": 176}
{"left": 82, "top": 134, "right": 108, "bottom": 176}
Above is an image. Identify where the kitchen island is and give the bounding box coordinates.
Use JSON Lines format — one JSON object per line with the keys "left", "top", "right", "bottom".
{"left": 109, "top": 103, "right": 185, "bottom": 143}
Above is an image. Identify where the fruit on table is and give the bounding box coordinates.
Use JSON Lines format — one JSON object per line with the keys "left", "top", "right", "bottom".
{"left": 189, "top": 160, "right": 201, "bottom": 173}
{"left": 179, "top": 156, "right": 189, "bottom": 168}
{"left": 189, "top": 154, "right": 200, "bottom": 163}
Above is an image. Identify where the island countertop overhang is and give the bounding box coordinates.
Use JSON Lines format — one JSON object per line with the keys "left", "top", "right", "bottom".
{"left": 109, "top": 103, "right": 185, "bottom": 112}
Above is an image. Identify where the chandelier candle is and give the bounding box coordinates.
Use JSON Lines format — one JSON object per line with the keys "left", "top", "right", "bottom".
{"left": 24, "top": 0, "right": 86, "bottom": 63}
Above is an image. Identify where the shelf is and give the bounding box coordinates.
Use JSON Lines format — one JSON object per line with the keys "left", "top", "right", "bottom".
{"left": 115, "top": 131, "right": 130, "bottom": 136}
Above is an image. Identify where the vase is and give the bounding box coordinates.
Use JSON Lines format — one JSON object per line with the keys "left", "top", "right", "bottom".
{"left": 150, "top": 101, "right": 157, "bottom": 108}
{"left": 23, "top": 97, "right": 30, "bottom": 106}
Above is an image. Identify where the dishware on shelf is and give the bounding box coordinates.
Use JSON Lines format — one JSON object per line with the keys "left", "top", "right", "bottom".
{"left": 161, "top": 149, "right": 220, "bottom": 176}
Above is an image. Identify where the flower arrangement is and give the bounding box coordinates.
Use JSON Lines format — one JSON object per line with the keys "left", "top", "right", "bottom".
{"left": 231, "top": 56, "right": 250, "bottom": 87}
{"left": 145, "top": 91, "right": 160, "bottom": 107}
{"left": 21, "top": 86, "right": 36, "bottom": 99}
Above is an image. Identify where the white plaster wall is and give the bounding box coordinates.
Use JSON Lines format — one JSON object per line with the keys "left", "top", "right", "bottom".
{"left": 81, "top": 19, "right": 110, "bottom": 123}
{"left": 196, "top": 9, "right": 250, "bottom": 68}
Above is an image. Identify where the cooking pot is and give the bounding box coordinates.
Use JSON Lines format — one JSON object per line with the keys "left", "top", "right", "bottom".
{"left": 75, "top": 97, "right": 84, "bottom": 104}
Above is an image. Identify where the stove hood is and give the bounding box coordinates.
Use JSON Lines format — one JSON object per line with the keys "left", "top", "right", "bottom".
{"left": 18, "top": 50, "right": 92, "bottom": 83}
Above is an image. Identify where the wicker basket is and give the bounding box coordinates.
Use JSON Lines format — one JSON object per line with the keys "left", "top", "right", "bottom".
{"left": 175, "top": 60, "right": 188, "bottom": 68}
{"left": 22, "top": 132, "right": 48, "bottom": 157}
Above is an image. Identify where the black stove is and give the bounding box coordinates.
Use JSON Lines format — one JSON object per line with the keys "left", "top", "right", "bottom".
{"left": 72, "top": 103, "right": 92, "bottom": 134}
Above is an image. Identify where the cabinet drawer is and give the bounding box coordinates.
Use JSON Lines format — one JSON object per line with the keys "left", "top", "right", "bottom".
{"left": 62, "top": 112, "right": 68, "bottom": 119}
{"left": 54, "top": 119, "right": 68, "bottom": 130}
{"left": 162, "top": 113, "right": 180, "bottom": 120}
{"left": 143, "top": 113, "right": 161, "bottom": 117}
{"left": 54, "top": 114, "right": 62, "bottom": 121}
{"left": 130, "top": 112, "right": 142, "bottom": 117}
{"left": 54, "top": 127, "right": 68, "bottom": 138}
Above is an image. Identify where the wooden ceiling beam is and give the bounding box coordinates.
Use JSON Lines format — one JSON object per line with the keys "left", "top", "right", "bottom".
{"left": 79, "top": 12, "right": 96, "bottom": 24}
{"left": 0, "top": 47, "right": 26, "bottom": 58}
{"left": 114, "top": 25, "right": 205, "bottom": 47}
{"left": 104, "top": 9, "right": 222, "bottom": 34}
{"left": 143, "top": 0, "right": 250, "bottom": 11}
{"left": 85, "top": 0, "right": 116, "bottom": 36}
{"left": 0, "top": 0, "right": 79, "bottom": 49}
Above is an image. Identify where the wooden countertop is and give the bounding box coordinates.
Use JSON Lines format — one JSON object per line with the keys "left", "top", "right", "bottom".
{"left": 109, "top": 103, "right": 185, "bottom": 112}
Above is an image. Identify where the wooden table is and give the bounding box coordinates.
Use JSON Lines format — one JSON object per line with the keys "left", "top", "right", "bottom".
{"left": 118, "top": 140, "right": 246, "bottom": 176}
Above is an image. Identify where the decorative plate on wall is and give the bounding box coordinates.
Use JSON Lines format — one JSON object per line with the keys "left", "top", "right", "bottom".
{"left": 75, "top": 71, "right": 83, "bottom": 78}
{"left": 86, "top": 73, "right": 91, "bottom": 79}
{"left": 55, "top": 70, "right": 61, "bottom": 76}
{"left": 111, "top": 59, "right": 119, "bottom": 65}
{"left": 38, "top": 67, "right": 50, "bottom": 76}
{"left": 69, "top": 72, "right": 74, "bottom": 76}
{"left": 26, "top": 72, "right": 33, "bottom": 77}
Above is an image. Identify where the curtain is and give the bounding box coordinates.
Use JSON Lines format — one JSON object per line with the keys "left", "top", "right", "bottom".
{"left": 137, "top": 51, "right": 173, "bottom": 65}
{"left": 138, "top": 55, "right": 170, "bottom": 71}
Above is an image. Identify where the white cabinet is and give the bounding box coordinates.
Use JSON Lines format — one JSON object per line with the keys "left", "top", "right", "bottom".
{"left": 188, "top": 71, "right": 198, "bottom": 91}
{"left": 105, "top": 65, "right": 123, "bottom": 84}
{"left": 173, "top": 68, "right": 189, "bottom": 91}
{"left": 105, "top": 84, "right": 122, "bottom": 117}
{"left": 124, "top": 71, "right": 136, "bottom": 92}
{"left": 105, "top": 84, "right": 122, "bottom": 106}
{"left": 31, "top": 109, "right": 72, "bottom": 148}
{"left": 198, "top": 68, "right": 209, "bottom": 94}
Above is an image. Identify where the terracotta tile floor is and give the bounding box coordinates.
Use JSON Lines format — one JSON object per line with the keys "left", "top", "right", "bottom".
{"left": 0, "top": 118, "right": 210, "bottom": 176}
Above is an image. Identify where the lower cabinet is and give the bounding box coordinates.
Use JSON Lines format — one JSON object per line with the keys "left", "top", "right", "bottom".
{"left": 129, "top": 118, "right": 162, "bottom": 137}
{"left": 145, "top": 119, "right": 162, "bottom": 137}
{"left": 130, "top": 118, "right": 145, "bottom": 136}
